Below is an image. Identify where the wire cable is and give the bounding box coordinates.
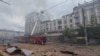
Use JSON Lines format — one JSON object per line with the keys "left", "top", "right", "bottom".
{"left": 0, "top": 0, "right": 10, "bottom": 5}
{"left": 71, "top": 0, "right": 75, "bottom": 6}
{"left": 43, "top": 0, "right": 68, "bottom": 11}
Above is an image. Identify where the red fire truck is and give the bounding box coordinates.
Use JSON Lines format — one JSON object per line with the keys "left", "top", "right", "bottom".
{"left": 19, "top": 35, "right": 44, "bottom": 44}
{"left": 19, "top": 12, "right": 47, "bottom": 45}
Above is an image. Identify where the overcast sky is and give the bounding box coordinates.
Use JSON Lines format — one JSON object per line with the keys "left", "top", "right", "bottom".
{"left": 0, "top": 0, "right": 92, "bottom": 32}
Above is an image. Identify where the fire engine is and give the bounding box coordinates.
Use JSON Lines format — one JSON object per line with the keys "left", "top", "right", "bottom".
{"left": 18, "top": 13, "right": 46, "bottom": 45}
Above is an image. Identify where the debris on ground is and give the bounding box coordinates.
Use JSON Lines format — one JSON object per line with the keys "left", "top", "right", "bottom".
{"left": 60, "top": 51, "right": 77, "bottom": 56}
{"left": 21, "top": 49, "right": 33, "bottom": 56}
{"left": 6, "top": 46, "right": 33, "bottom": 56}
{"left": 1, "top": 43, "right": 100, "bottom": 56}
{"left": 6, "top": 47, "right": 17, "bottom": 54}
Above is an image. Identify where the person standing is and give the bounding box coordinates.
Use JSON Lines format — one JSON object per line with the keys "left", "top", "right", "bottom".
{"left": 42, "top": 36, "right": 47, "bottom": 45}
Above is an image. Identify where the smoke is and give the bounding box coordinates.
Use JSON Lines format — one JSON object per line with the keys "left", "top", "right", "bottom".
{"left": 34, "top": 0, "right": 46, "bottom": 12}
{"left": 33, "top": 0, "right": 52, "bottom": 20}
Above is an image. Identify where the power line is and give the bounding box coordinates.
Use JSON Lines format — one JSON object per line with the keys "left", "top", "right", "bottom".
{"left": 40, "top": 0, "right": 69, "bottom": 21}
{"left": 0, "top": 0, "right": 10, "bottom": 5}
{"left": 43, "top": 0, "right": 68, "bottom": 11}
{"left": 71, "top": 0, "right": 75, "bottom": 6}
{"left": 41, "top": 0, "right": 77, "bottom": 19}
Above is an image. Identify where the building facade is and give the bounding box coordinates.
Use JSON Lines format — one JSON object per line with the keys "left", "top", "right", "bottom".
{"left": 25, "top": 0, "right": 100, "bottom": 35}
{"left": 73, "top": 0, "right": 100, "bottom": 28}
{"left": 0, "top": 29, "right": 24, "bottom": 39}
{"left": 25, "top": 14, "right": 73, "bottom": 34}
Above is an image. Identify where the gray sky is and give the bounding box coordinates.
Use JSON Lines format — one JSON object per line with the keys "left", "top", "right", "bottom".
{"left": 0, "top": 0, "right": 92, "bottom": 32}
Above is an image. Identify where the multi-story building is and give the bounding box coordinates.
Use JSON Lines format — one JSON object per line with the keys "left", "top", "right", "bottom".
{"left": 61, "top": 13, "right": 75, "bottom": 29}
{"left": 73, "top": 0, "right": 100, "bottom": 28}
{"left": 25, "top": 12, "right": 75, "bottom": 34}
{"left": 25, "top": 0, "right": 100, "bottom": 35}
{"left": 0, "top": 29, "right": 24, "bottom": 39}
{"left": 0, "top": 29, "right": 24, "bottom": 44}
{"left": 41, "top": 20, "right": 51, "bottom": 33}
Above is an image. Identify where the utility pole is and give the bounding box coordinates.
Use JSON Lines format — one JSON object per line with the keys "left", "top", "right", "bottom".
{"left": 82, "top": 8, "right": 88, "bottom": 46}
{"left": 92, "top": 0, "right": 97, "bottom": 26}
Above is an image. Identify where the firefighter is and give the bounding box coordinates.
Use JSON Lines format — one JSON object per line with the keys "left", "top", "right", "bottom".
{"left": 42, "top": 35, "right": 47, "bottom": 45}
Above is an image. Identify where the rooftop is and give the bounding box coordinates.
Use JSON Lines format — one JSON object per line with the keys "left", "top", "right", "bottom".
{"left": 0, "top": 29, "right": 24, "bottom": 33}
{"left": 73, "top": 0, "right": 100, "bottom": 10}
{"left": 41, "top": 20, "right": 51, "bottom": 23}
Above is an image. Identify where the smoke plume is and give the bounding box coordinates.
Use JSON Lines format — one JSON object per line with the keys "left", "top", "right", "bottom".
{"left": 33, "top": 0, "right": 52, "bottom": 20}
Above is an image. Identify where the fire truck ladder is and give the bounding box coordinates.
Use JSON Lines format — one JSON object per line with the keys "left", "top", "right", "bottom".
{"left": 30, "top": 15, "right": 38, "bottom": 36}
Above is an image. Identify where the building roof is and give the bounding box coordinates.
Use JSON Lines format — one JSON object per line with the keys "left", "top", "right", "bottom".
{"left": 61, "top": 13, "right": 74, "bottom": 20}
{"left": 0, "top": 29, "right": 24, "bottom": 33}
{"left": 41, "top": 20, "right": 51, "bottom": 23}
{"left": 73, "top": 0, "right": 100, "bottom": 10}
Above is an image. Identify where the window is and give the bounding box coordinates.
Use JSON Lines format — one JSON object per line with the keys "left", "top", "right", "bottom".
{"left": 75, "top": 16, "right": 79, "bottom": 19}
{"left": 44, "top": 29, "right": 45, "bottom": 32}
{"left": 46, "top": 23, "right": 48, "bottom": 26}
{"left": 41, "top": 26, "right": 42, "bottom": 29}
{"left": 90, "top": 15, "right": 96, "bottom": 25}
{"left": 70, "top": 24, "right": 73, "bottom": 28}
{"left": 41, "top": 30, "right": 42, "bottom": 32}
{"left": 74, "top": 11, "right": 79, "bottom": 17}
{"left": 54, "top": 23, "right": 56, "bottom": 26}
{"left": 58, "top": 20, "right": 62, "bottom": 24}
{"left": 50, "top": 24, "right": 52, "bottom": 27}
{"left": 58, "top": 26, "right": 62, "bottom": 30}
{"left": 99, "top": 15, "right": 100, "bottom": 21}
{"left": 62, "top": 16, "right": 65, "bottom": 18}
{"left": 54, "top": 27, "right": 56, "bottom": 30}
{"left": 90, "top": 8, "right": 95, "bottom": 15}
{"left": 76, "top": 11, "right": 79, "bottom": 15}
{"left": 46, "top": 28, "right": 48, "bottom": 31}
{"left": 75, "top": 22, "right": 80, "bottom": 26}
{"left": 90, "top": 8, "right": 94, "bottom": 12}
{"left": 64, "top": 20, "right": 67, "bottom": 24}
{"left": 70, "top": 19, "right": 72, "bottom": 22}
{"left": 98, "top": 6, "right": 100, "bottom": 13}
{"left": 65, "top": 26, "right": 67, "bottom": 28}
{"left": 75, "top": 17, "right": 79, "bottom": 21}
